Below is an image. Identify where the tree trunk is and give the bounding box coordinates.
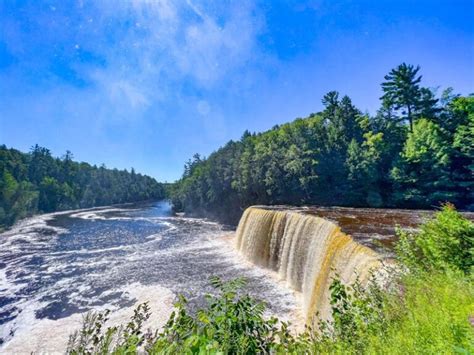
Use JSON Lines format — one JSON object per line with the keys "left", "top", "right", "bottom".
{"left": 407, "top": 105, "right": 413, "bottom": 132}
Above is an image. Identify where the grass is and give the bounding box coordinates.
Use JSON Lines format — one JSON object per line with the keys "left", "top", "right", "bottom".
{"left": 361, "top": 272, "right": 473, "bottom": 354}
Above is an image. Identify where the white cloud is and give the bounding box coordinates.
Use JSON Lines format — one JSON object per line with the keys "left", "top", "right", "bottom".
{"left": 177, "top": 1, "right": 261, "bottom": 86}
{"left": 131, "top": 0, "right": 178, "bottom": 21}
{"left": 1, "top": 0, "right": 266, "bottom": 138}
{"left": 108, "top": 80, "right": 150, "bottom": 109}
{"left": 92, "top": 0, "right": 262, "bottom": 92}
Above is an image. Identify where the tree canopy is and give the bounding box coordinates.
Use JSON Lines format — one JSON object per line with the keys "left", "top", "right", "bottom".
{"left": 171, "top": 64, "right": 473, "bottom": 223}
{"left": 381, "top": 63, "right": 439, "bottom": 132}
{"left": 0, "top": 145, "right": 165, "bottom": 229}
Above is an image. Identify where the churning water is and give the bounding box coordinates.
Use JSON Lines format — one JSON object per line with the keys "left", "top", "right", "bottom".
{"left": 3, "top": 201, "right": 467, "bottom": 353}
{"left": 235, "top": 207, "right": 382, "bottom": 326}
{"left": 0, "top": 201, "right": 298, "bottom": 353}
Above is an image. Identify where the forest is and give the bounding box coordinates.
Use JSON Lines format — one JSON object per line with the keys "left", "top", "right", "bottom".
{"left": 0, "top": 145, "right": 165, "bottom": 229}
{"left": 171, "top": 63, "right": 474, "bottom": 223}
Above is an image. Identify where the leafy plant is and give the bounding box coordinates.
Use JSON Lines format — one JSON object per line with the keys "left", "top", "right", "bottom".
{"left": 67, "top": 206, "right": 474, "bottom": 354}
{"left": 68, "top": 277, "right": 299, "bottom": 354}
{"left": 67, "top": 303, "right": 151, "bottom": 355}
{"left": 396, "top": 204, "right": 474, "bottom": 274}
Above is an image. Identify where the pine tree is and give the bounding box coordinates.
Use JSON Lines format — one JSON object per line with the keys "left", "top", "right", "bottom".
{"left": 381, "top": 63, "right": 438, "bottom": 131}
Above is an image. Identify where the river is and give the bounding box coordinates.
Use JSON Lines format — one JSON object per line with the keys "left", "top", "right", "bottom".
{"left": 2, "top": 201, "right": 469, "bottom": 353}
{"left": 0, "top": 201, "right": 298, "bottom": 353}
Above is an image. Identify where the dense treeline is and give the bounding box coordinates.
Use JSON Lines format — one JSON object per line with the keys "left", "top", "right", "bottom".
{"left": 0, "top": 145, "right": 165, "bottom": 229}
{"left": 171, "top": 64, "right": 474, "bottom": 223}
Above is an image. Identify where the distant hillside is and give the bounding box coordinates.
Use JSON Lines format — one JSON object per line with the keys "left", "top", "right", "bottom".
{"left": 0, "top": 144, "right": 165, "bottom": 229}
{"left": 171, "top": 64, "right": 474, "bottom": 223}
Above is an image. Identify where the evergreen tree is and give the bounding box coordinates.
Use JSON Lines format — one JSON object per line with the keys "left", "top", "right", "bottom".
{"left": 381, "top": 63, "right": 438, "bottom": 131}
{"left": 391, "top": 119, "right": 454, "bottom": 207}
{"left": 449, "top": 96, "right": 474, "bottom": 209}
{"left": 346, "top": 132, "right": 384, "bottom": 206}
{"left": 0, "top": 145, "right": 165, "bottom": 229}
{"left": 170, "top": 64, "right": 472, "bottom": 222}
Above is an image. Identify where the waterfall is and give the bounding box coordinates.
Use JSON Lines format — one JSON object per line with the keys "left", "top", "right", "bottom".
{"left": 235, "top": 206, "right": 381, "bottom": 325}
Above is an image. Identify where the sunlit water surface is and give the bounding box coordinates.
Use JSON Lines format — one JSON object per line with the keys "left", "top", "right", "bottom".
{"left": 0, "top": 201, "right": 298, "bottom": 352}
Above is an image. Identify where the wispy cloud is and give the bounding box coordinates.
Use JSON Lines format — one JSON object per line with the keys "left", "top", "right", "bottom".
{"left": 0, "top": 0, "right": 267, "bottom": 180}
{"left": 1, "top": 0, "right": 264, "bottom": 119}
{"left": 82, "top": 0, "right": 263, "bottom": 114}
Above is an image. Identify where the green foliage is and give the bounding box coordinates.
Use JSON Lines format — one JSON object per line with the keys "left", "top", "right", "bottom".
{"left": 390, "top": 118, "right": 455, "bottom": 207}
{"left": 0, "top": 144, "right": 165, "bottom": 229}
{"left": 361, "top": 272, "right": 474, "bottom": 355}
{"left": 396, "top": 204, "right": 474, "bottom": 274}
{"left": 171, "top": 64, "right": 472, "bottom": 222}
{"left": 67, "top": 303, "right": 152, "bottom": 355}
{"left": 310, "top": 273, "right": 389, "bottom": 354}
{"left": 345, "top": 132, "right": 384, "bottom": 206}
{"left": 67, "top": 277, "right": 303, "bottom": 354}
{"left": 449, "top": 96, "right": 474, "bottom": 209}
{"left": 67, "top": 205, "right": 474, "bottom": 354}
{"left": 380, "top": 63, "right": 439, "bottom": 131}
{"left": 0, "top": 170, "right": 38, "bottom": 227}
{"left": 148, "top": 277, "right": 287, "bottom": 354}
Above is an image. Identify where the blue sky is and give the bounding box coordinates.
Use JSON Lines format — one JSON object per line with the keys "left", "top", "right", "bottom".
{"left": 1, "top": 0, "right": 473, "bottom": 181}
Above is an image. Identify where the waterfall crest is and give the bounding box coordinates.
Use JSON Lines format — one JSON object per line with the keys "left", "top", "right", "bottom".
{"left": 235, "top": 206, "right": 381, "bottom": 324}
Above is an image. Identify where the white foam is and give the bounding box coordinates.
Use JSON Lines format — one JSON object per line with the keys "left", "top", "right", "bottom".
{"left": 0, "top": 204, "right": 304, "bottom": 353}
{"left": 69, "top": 211, "right": 107, "bottom": 220}
{"left": 145, "top": 233, "right": 163, "bottom": 242}
{"left": 0, "top": 268, "right": 8, "bottom": 292}
{"left": 0, "top": 211, "right": 70, "bottom": 255}
{"left": 69, "top": 207, "right": 140, "bottom": 221}
{"left": 1, "top": 283, "right": 175, "bottom": 354}
{"left": 169, "top": 216, "right": 221, "bottom": 226}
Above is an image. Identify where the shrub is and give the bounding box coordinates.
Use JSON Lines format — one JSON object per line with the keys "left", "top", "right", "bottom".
{"left": 147, "top": 276, "right": 288, "bottom": 354}
{"left": 67, "top": 205, "right": 474, "bottom": 354}
{"left": 396, "top": 204, "right": 474, "bottom": 274}
{"left": 67, "top": 277, "right": 300, "bottom": 354}
{"left": 67, "top": 303, "right": 151, "bottom": 354}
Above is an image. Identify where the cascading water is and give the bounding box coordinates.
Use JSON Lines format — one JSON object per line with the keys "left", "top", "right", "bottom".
{"left": 235, "top": 206, "right": 382, "bottom": 325}
{"left": 0, "top": 202, "right": 300, "bottom": 353}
